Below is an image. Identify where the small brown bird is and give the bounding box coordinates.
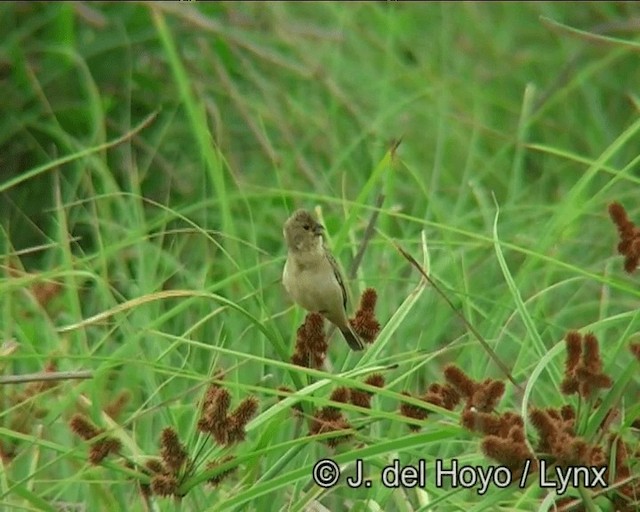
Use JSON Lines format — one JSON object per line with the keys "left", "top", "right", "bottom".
{"left": 282, "top": 209, "right": 364, "bottom": 351}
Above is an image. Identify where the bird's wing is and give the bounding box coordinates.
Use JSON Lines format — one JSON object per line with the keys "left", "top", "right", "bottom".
{"left": 325, "top": 249, "right": 348, "bottom": 311}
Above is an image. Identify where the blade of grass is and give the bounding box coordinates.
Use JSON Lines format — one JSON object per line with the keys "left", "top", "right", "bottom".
{"left": 150, "top": 6, "right": 234, "bottom": 239}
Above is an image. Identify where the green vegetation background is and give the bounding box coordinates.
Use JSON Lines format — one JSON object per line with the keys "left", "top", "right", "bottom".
{"left": 1, "top": 3, "right": 639, "bottom": 511}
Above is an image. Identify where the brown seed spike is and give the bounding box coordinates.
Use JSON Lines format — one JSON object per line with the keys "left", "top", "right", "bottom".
{"left": 461, "top": 409, "right": 506, "bottom": 436}
{"left": 624, "top": 255, "right": 639, "bottom": 273}
{"left": 472, "top": 380, "right": 505, "bottom": 412}
{"left": 508, "top": 425, "right": 526, "bottom": 444}
{"left": 160, "top": 427, "right": 188, "bottom": 474}
{"left": 350, "top": 288, "right": 381, "bottom": 343}
{"left": 582, "top": 333, "right": 602, "bottom": 373}
{"left": 399, "top": 391, "right": 428, "bottom": 431}
{"left": 330, "top": 387, "right": 350, "bottom": 404}
{"left": 212, "top": 389, "right": 232, "bottom": 422}
{"left": 529, "top": 408, "right": 558, "bottom": 452}
{"left": 359, "top": 288, "right": 378, "bottom": 312}
{"left": 226, "top": 417, "right": 247, "bottom": 445}
{"left": 69, "top": 413, "right": 102, "bottom": 441}
{"left": 364, "top": 373, "right": 385, "bottom": 388}
{"left": 309, "top": 408, "right": 353, "bottom": 446}
{"left": 590, "top": 373, "right": 613, "bottom": 391}
{"left": 89, "top": 439, "right": 112, "bottom": 465}
{"left": 560, "top": 376, "right": 579, "bottom": 395}
{"left": 88, "top": 437, "right": 121, "bottom": 465}
{"left": 349, "top": 389, "right": 372, "bottom": 408}
{"left": 145, "top": 458, "right": 166, "bottom": 475}
{"left": 291, "top": 351, "right": 308, "bottom": 368}
{"left": 324, "top": 417, "right": 353, "bottom": 448}
{"left": 292, "top": 313, "right": 328, "bottom": 369}
{"left": 608, "top": 202, "right": 629, "bottom": 227}
{"left": 608, "top": 202, "right": 640, "bottom": 273}
{"left": 440, "top": 384, "right": 461, "bottom": 410}
{"left": 481, "top": 436, "right": 519, "bottom": 466}
{"left": 151, "top": 474, "right": 179, "bottom": 497}
{"left": 564, "top": 331, "right": 582, "bottom": 372}
{"left": 560, "top": 405, "right": 576, "bottom": 421}
{"left": 443, "top": 365, "right": 476, "bottom": 399}
{"left": 230, "top": 396, "right": 259, "bottom": 430}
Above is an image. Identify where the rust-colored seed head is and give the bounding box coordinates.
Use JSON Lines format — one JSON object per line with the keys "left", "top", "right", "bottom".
{"left": 325, "top": 417, "right": 353, "bottom": 448}
{"left": 582, "top": 333, "right": 602, "bottom": 373}
{"left": 561, "top": 330, "right": 611, "bottom": 399}
{"left": 624, "top": 255, "right": 639, "bottom": 273}
{"left": 309, "top": 409, "right": 353, "bottom": 446}
{"left": 350, "top": 389, "right": 372, "bottom": 408}
{"left": 428, "top": 383, "right": 443, "bottom": 394}
{"left": 349, "top": 288, "right": 381, "bottom": 343}
{"left": 69, "top": 413, "right": 102, "bottom": 441}
{"left": 609, "top": 202, "right": 628, "bottom": 227}
{"left": 440, "top": 384, "right": 461, "bottom": 410}
{"left": 213, "top": 396, "right": 259, "bottom": 446}
{"left": 294, "top": 324, "right": 308, "bottom": 350}
{"left": 359, "top": 288, "right": 378, "bottom": 312}
{"left": 89, "top": 441, "right": 111, "bottom": 465}
{"left": 292, "top": 313, "right": 328, "bottom": 369}
{"left": 306, "top": 312, "right": 326, "bottom": 338}
{"left": 420, "top": 390, "right": 442, "bottom": 409}
{"left": 472, "top": 380, "right": 505, "bottom": 412}
{"left": 200, "top": 384, "right": 222, "bottom": 414}
{"left": 212, "top": 389, "right": 232, "bottom": 421}
{"left": 319, "top": 405, "right": 342, "bottom": 422}
{"left": 88, "top": 437, "right": 121, "bottom": 465}
{"left": 160, "top": 427, "right": 188, "bottom": 474}
{"left": 210, "top": 418, "right": 232, "bottom": 446}
{"left": 226, "top": 417, "right": 247, "bottom": 445}
{"left": 231, "top": 396, "right": 259, "bottom": 426}
{"left": 560, "top": 377, "right": 579, "bottom": 395}
{"left": 311, "top": 352, "right": 326, "bottom": 369}
{"left": 330, "top": 387, "right": 350, "bottom": 404}
{"left": 508, "top": 425, "right": 526, "bottom": 443}
{"left": 461, "top": 409, "right": 506, "bottom": 436}
{"left": 481, "top": 434, "right": 531, "bottom": 470}
{"left": 151, "top": 474, "right": 179, "bottom": 497}
{"left": 590, "top": 373, "right": 613, "bottom": 391}
{"left": 590, "top": 446, "right": 606, "bottom": 467}
{"left": 276, "top": 386, "right": 293, "bottom": 400}
{"left": 399, "top": 392, "right": 428, "bottom": 431}
{"left": 145, "top": 458, "right": 166, "bottom": 475}
{"left": 291, "top": 351, "right": 308, "bottom": 368}
{"left": 443, "top": 365, "right": 476, "bottom": 399}
{"left": 564, "top": 331, "right": 582, "bottom": 371}
{"left": 529, "top": 408, "right": 557, "bottom": 450}
{"left": 560, "top": 405, "right": 576, "bottom": 421}
{"left": 608, "top": 202, "right": 640, "bottom": 273}
{"left": 364, "top": 373, "right": 385, "bottom": 388}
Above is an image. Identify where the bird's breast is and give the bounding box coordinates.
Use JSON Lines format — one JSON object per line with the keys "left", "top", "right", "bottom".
{"left": 283, "top": 253, "right": 341, "bottom": 314}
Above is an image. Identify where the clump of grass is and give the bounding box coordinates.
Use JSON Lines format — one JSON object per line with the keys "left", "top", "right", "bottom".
{"left": 69, "top": 371, "right": 258, "bottom": 499}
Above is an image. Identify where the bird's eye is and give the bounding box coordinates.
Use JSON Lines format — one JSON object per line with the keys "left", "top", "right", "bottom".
{"left": 303, "top": 224, "right": 310, "bottom": 230}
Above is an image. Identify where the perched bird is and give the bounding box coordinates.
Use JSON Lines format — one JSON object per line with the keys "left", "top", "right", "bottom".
{"left": 282, "top": 209, "right": 364, "bottom": 351}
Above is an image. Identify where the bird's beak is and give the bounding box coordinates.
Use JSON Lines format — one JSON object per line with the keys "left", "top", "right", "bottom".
{"left": 313, "top": 224, "right": 325, "bottom": 236}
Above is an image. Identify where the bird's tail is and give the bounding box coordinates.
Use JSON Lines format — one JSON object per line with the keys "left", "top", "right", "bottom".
{"left": 340, "top": 324, "right": 365, "bottom": 351}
